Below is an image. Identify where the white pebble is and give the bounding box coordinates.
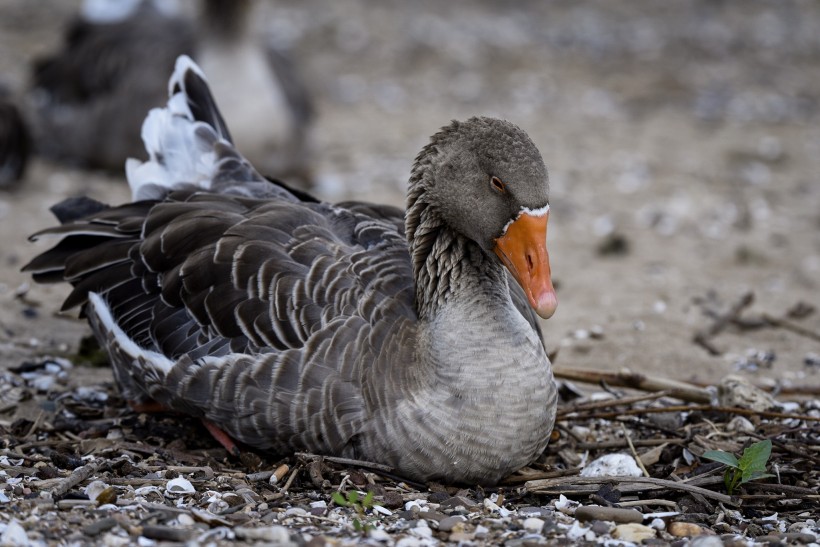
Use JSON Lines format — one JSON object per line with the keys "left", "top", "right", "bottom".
{"left": 0, "top": 520, "right": 29, "bottom": 546}
{"left": 566, "top": 521, "right": 591, "bottom": 541}
{"left": 580, "top": 453, "right": 643, "bottom": 477}
{"left": 235, "top": 526, "right": 291, "bottom": 542}
{"left": 284, "top": 507, "right": 307, "bottom": 517}
{"left": 523, "top": 517, "right": 545, "bottom": 533}
{"left": 649, "top": 518, "right": 666, "bottom": 530}
{"left": 176, "top": 514, "right": 195, "bottom": 526}
{"left": 404, "top": 499, "right": 426, "bottom": 511}
{"left": 369, "top": 528, "right": 391, "bottom": 541}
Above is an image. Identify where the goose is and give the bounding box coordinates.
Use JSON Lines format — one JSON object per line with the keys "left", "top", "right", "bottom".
{"left": 25, "top": 55, "right": 558, "bottom": 485}
{"left": 0, "top": 87, "right": 30, "bottom": 188}
{"left": 28, "top": 0, "right": 313, "bottom": 185}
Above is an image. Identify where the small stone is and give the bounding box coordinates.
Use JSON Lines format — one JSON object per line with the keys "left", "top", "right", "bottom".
{"left": 381, "top": 491, "right": 404, "bottom": 508}
{"left": 368, "top": 528, "right": 391, "bottom": 542}
{"left": 0, "top": 520, "right": 29, "bottom": 546}
{"left": 575, "top": 505, "right": 643, "bottom": 524}
{"left": 141, "top": 525, "right": 192, "bottom": 542}
{"left": 725, "top": 416, "right": 755, "bottom": 433}
{"left": 284, "top": 507, "right": 307, "bottom": 517}
{"left": 781, "top": 532, "right": 817, "bottom": 543}
{"left": 448, "top": 531, "right": 475, "bottom": 542}
{"left": 590, "top": 520, "right": 613, "bottom": 535}
{"left": 474, "top": 525, "right": 490, "bottom": 538}
{"left": 234, "top": 526, "right": 291, "bottom": 542}
{"left": 518, "top": 506, "right": 551, "bottom": 517}
{"left": 418, "top": 510, "right": 447, "bottom": 524}
{"left": 580, "top": 454, "right": 642, "bottom": 477}
{"left": 718, "top": 375, "right": 777, "bottom": 412}
{"left": 176, "top": 514, "right": 195, "bottom": 526}
{"left": 83, "top": 517, "right": 119, "bottom": 537}
{"left": 612, "top": 523, "right": 656, "bottom": 542}
{"left": 437, "top": 515, "right": 466, "bottom": 532}
{"left": 688, "top": 536, "right": 722, "bottom": 547}
{"left": 440, "top": 495, "right": 478, "bottom": 510}
{"left": 668, "top": 521, "right": 708, "bottom": 537}
{"left": 649, "top": 518, "right": 666, "bottom": 530}
{"left": 522, "top": 517, "right": 545, "bottom": 533}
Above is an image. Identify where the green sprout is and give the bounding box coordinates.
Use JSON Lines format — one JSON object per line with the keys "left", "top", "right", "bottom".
{"left": 332, "top": 490, "right": 376, "bottom": 532}
{"left": 702, "top": 439, "right": 775, "bottom": 495}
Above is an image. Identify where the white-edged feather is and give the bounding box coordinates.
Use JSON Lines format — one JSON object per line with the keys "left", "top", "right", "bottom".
{"left": 126, "top": 55, "right": 224, "bottom": 201}
{"left": 88, "top": 292, "right": 175, "bottom": 374}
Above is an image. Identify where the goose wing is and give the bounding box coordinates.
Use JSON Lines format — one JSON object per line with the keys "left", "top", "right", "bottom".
{"left": 25, "top": 188, "right": 416, "bottom": 453}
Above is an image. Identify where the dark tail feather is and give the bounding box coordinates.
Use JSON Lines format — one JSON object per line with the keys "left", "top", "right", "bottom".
{"left": 170, "top": 57, "right": 233, "bottom": 143}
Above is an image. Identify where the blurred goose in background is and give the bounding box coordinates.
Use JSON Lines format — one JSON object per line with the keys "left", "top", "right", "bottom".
{"left": 25, "top": 56, "right": 558, "bottom": 484}
{"left": 27, "top": 0, "right": 314, "bottom": 186}
{"left": 0, "top": 85, "right": 30, "bottom": 188}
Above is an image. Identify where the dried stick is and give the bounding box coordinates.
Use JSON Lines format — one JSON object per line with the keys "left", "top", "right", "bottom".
{"left": 558, "top": 392, "right": 669, "bottom": 416}
{"left": 621, "top": 424, "right": 650, "bottom": 478}
{"left": 552, "top": 366, "right": 713, "bottom": 404}
{"left": 568, "top": 404, "right": 820, "bottom": 423}
{"left": 525, "top": 475, "right": 737, "bottom": 506}
{"left": 50, "top": 459, "right": 102, "bottom": 498}
{"left": 575, "top": 439, "right": 685, "bottom": 450}
{"left": 762, "top": 313, "right": 820, "bottom": 343}
{"left": 693, "top": 291, "right": 754, "bottom": 355}
{"left": 295, "top": 452, "right": 393, "bottom": 473}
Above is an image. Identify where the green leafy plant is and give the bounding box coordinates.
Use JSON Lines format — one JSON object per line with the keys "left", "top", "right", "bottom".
{"left": 332, "top": 490, "right": 376, "bottom": 532}
{"left": 702, "top": 439, "right": 775, "bottom": 494}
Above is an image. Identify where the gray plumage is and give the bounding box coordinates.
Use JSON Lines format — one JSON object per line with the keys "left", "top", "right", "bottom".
{"left": 24, "top": 56, "right": 556, "bottom": 485}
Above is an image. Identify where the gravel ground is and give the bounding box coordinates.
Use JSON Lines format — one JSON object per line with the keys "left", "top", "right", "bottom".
{"left": 1, "top": 1, "right": 819, "bottom": 545}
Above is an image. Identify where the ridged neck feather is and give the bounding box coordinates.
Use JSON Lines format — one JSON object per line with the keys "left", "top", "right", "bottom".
{"left": 405, "top": 134, "right": 505, "bottom": 320}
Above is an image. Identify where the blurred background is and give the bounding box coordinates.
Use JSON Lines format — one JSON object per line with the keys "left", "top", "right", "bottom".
{"left": 0, "top": 0, "right": 818, "bottom": 390}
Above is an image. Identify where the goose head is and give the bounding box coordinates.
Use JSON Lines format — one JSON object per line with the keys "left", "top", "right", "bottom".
{"left": 410, "top": 117, "right": 557, "bottom": 319}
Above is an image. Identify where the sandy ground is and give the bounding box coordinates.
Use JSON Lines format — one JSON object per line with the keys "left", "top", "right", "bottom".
{"left": 1, "top": 0, "right": 819, "bottom": 397}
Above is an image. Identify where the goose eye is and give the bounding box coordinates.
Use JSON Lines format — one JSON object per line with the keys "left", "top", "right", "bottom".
{"left": 490, "top": 176, "right": 506, "bottom": 193}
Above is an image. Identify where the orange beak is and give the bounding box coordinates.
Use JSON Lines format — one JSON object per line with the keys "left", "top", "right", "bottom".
{"left": 494, "top": 211, "right": 557, "bottom": 319}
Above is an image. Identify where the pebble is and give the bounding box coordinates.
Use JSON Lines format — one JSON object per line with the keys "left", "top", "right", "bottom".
{"left": 474, "top": 525, "right": 490, "bottom": 539}
{"left": 448, "top": 531, "right": 474, "bottom": 542}
{"left": 519, "top": 506, "right": 551, "bottom": 517}
{"left": 668, "top": 521, "right": 708, "bottom": 537}
{"left": 756, "top": 532, "right": 818, "bottom": 544}
{"left": 580, "top": 453, "right": 643, "bottom": 477}
{"left": 437, "top": 515, "right": 466, "bottom": 532}
{"left": 83, "top": 517, "right": 119, "bottom": 537}
{"left": 523, "top": 517, "right": 545, "bottom": 533}
{"left": 575, "top": 505, "right": 643, "bottom": 524}
{"left": 725, "top": 416, "right": 755, "bottom": 433}
{"left": 441, "top": 496, "right": 478, "bottom": 509}
{"left": 0, "top": 520, "right": 29, "bottom": 546}
{"left": 590, "top": 520, "right": 613, "bottom": 535}
{"left": 234, "top": 526, "right": 291, "bottom": 542}
{"left": 141, "top": 525, "right": 192, "bottom": 542}
{"left": 284, "top": 507, "right": 308, "bottom": 517}
{"left": 368, "top": 528, "right": 391, "bottom": 542}
{"left": 612, "top": 523, "right": 656, "bottom": 542}
{"left": 688, "top": 536, "right": 722, "bottom": 547}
